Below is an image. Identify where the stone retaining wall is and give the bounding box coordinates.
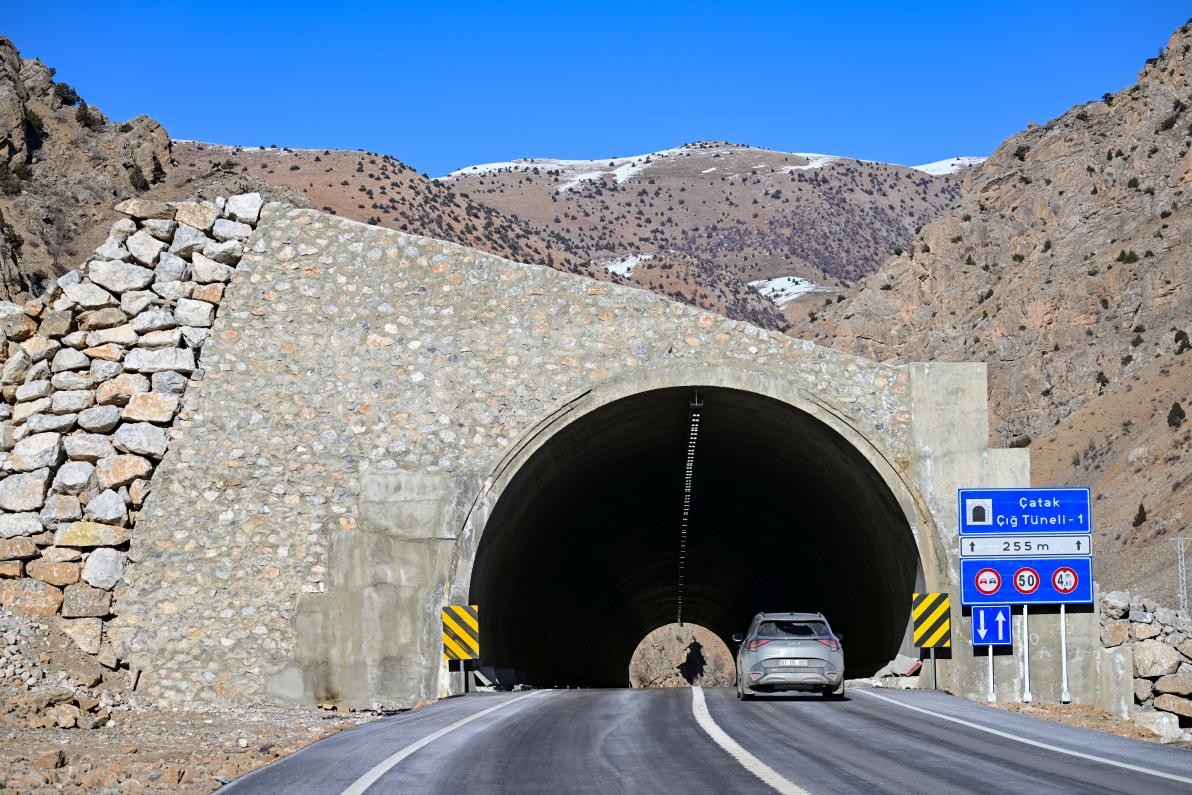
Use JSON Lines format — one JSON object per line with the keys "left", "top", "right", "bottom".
{"left": 1100, "top": 590, "right": 1192, "bottom": 741}
{"left": 0, "top": 191, "right": 264, "bottom": 680}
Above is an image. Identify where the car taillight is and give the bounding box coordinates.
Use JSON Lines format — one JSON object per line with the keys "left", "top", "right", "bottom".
{"left": 817, "top": 639, "right": 839, "bottom": 651}
{"left": 747, "top": 639, "right": 771, "bottom": 651}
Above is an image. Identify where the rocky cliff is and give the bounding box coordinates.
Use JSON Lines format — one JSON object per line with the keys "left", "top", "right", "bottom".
{"left": 801, "top": 22, "right": 1191, "bottom": 444}
{"left": 0, "top": 37, "right": 176, "bottom": 298}
{"left": 798, "top": 20, "right": 1192, "bottom": 593}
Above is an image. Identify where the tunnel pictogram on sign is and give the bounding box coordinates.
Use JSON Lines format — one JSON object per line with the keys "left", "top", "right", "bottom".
{"left": 442, "top": 604, "right": 480, "bottom": 661}
{"left": 912, "top": 592, "right": 951, "bottom": 648}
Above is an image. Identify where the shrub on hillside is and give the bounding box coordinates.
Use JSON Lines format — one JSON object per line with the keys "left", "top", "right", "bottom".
{"left": 1170, "top": 402, "right": 1186, "bottom": 429}
{"left": 53, "top": 82, "right": 81, "bottom": 106}
{"left": 75, "top": 102, "right": 104, "bottom": 131}
{"left": 127, "top": 163, "right": 149, "bottom": 191}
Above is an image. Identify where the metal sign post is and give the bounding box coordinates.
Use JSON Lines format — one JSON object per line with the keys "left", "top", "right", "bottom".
{"left": 971, "top": 604, "right": 1010, "bottom": 701}
{"left": 1060, "top": 604, "right": 1071, "bottom": 703}
{"left": 987, "top": 645, "right": 995, "bottom": 702}
{"left": 1022, "top": 604, "right": 1032, "bottom": 703}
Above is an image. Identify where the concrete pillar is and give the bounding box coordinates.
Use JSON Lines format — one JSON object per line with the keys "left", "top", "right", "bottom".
{"left": 273, "top": 472, "right": 471, "bottom": 708}
{"left": 905, "top": 363, "right": 1130, "bottom": 715}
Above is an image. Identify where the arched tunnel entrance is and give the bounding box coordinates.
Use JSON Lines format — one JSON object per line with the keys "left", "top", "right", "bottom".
{"left": 469, "top": 386, "right": 922, "bottom": 688}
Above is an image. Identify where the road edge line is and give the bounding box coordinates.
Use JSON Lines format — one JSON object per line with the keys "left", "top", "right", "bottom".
{"left": 340, "top": 690, "right": 546, "bottom": 795}
{"left": 690, "top": 687, "right": 809, "bottom": 795}
{"left": 854, "top": 689, "right": 1192, "bottom": 786}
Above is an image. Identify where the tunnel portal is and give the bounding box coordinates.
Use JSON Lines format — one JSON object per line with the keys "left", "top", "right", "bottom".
{"left": 470, "top": 387, "right": 921, "bottom": 687}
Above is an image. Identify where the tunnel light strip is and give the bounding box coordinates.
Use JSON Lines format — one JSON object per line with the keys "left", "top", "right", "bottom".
{"left": 677, "top": 392, "right": 702, "bottom": 626}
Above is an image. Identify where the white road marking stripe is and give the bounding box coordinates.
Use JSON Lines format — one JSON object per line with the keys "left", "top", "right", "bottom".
{"left": 690, "top": 687, "right": 809, "bottom": 795}
{"left": 340, "top": 690, "right": 546, "bottom": 795}
{"left": 856, "top": 689, "right": 1192, "bottom": 786}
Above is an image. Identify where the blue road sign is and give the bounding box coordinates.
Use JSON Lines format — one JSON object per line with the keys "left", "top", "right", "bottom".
{"left": 960, "top": 557, "right": 1093, "bottom": 606}
{"left": 958, "top": 487, "right": 1092, "bottom": 535}
{"left": 971, "top": 604, "right": 1012, "bottom": 646}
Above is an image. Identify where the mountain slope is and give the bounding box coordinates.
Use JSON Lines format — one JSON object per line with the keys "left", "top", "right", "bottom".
{"left": 170, "top": 142, "right": 591, "bottom": 276}
{"left": 439, "top": 142, "right": 974, "bottom": 327}
{"left": 800, "top": 20, "right": 1192, "bottom": 592}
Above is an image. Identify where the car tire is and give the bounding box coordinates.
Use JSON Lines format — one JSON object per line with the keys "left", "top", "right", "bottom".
{"left": 821, "top": 682, "right": 845, "bottom": 700}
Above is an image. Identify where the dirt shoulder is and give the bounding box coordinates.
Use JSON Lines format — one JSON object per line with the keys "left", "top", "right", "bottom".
{"left": 0, "top": 703, "right": 371, "bottom": 793}
{"left": 990, "top": 700, "right": 1187, "bottom": 746}
{"left": 0, "top": 607, "right": 377, "bottom": 792}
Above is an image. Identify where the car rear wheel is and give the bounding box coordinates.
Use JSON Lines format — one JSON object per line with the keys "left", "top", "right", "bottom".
{"left": 737, "top": 679, "right": 755, "bottom": 701}
{"left": 820, "top": 682, "right": 845, "bottom": 700}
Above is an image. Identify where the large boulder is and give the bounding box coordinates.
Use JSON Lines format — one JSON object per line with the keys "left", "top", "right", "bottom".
{"left": 1135, "top": 710, "right": 1183, "bottom": 743}
{"left": 1154, "top": 693, "right": 1192, "bottom": 718}
{"left": 53, "top": 521, "right": 127, "bottom": 548}
{"left": 81, "top": 548, "right": 124, "bottom": 590}
{"left": 87, "top": 260, "right": 155, "bottom": 294}
{"left": 123, "top": 347, "right": 195, "bottom": 374}
{"left": 112, "top": 422, "right": 167, "bottom": 458}
{"left": 225, "top": 192, "right": 263, "bottom": 224}
{"left": 1134, "top": 639, "right": 1185, "bottom": 678}
{"left": 10, "top": 432, "right": 63, "bottom": 471}
{"left": 0, "top": 468, "right": 50, "bottom": 510}
{"left": 1101, "top": 591, "right": 1130, "bottom": 619}
{"left": 0, "top": 578, "right": 63, "bottom": 617}
{"left": 1154, "top": 674, "right": 1192, "bottom": 696}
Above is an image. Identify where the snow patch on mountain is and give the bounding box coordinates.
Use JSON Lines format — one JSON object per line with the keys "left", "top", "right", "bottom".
{"left": 748, "top": 275, "right": 829, "bottom": 306}
{"left": 911, "top": 156, "right": 986, "bottom": 175}
{"left": 602, "top": 253, "right": 654, "bottom": 278}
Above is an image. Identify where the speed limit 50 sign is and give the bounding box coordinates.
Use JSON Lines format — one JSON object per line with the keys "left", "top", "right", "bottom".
{"left": 959, "top": 558, "right": 1092, "bottom": 605}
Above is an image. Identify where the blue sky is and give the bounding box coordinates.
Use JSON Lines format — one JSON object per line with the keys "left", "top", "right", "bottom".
{"left": 5, "top": 2, "right": 1188, "bottom": 176}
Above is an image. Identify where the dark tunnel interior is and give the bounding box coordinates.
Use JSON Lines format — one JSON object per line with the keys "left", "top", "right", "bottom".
{"left": 469, "top": 387, "right": 921, "bottom": 687}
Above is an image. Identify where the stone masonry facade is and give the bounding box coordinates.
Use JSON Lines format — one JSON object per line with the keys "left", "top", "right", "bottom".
{"left": 111, "top": 206, "right": 923, "bottom": 706}
{"left": 0, "top": 192, "right": 264, "bottom": 679}
{"left": 7, "top": 202, "right": 1122, "bottom": 721}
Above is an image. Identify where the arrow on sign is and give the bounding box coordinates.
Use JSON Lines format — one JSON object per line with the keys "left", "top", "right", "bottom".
{"left": 969, "top": 541, "right": 976, "bottom": 553}
{"left": 977, "top": 609, "right": 987, "bottom": 639}
{"left": 995, "top": 611, "right": 1006, "bottom": 641}
{"left": 1076, "top": 539, "right": 1082, "bottom": 551}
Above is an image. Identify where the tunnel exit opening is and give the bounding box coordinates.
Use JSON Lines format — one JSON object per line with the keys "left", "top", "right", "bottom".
{"left": 628, "top": 622, "right": 737, "bottom": 688}
{"left": 469, "top": 386, "right": 923, "bottom": 689}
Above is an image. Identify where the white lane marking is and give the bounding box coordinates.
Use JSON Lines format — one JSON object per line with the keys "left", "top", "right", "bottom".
{"left": 690, "top": 687, "right": 810, "bottom": 795}
{"left": 340, "top": 691, "right": 546, "bottom": 795}
{"left": 856, "top": 689, "right": 1192, "bottom": 787}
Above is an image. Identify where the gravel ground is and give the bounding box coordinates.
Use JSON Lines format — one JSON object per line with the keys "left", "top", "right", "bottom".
{"left": 0, "top": 607, "right": 377, "bottom": 793}
{"left": 992, "top": 700, "right": 1189, "bottom": 747}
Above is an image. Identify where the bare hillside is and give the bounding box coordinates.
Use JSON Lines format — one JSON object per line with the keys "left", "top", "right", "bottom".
{"left": 801, "top": 20, "right": 1192, "bottom": 590}
{"left": 171, "top": 142, "right": 590, "bottom": 277}
{"left": 439, "top": 142, "right": 971, "bottom": 328}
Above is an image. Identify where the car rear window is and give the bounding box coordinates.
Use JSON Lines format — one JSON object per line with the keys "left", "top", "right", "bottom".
{"left": 757, "top": 620, "right": 831, "bottom": 638}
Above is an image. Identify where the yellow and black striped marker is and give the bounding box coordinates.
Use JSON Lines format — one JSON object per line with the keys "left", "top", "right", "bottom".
{"left": 912, "top": 592, "right": 951, "bottom": 648}
{"left": 442, "top": 604, "right": 479, "bottom": 661}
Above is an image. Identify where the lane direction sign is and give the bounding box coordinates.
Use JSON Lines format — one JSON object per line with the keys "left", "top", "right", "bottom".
{"left": 960, "top": 557, "right": 1094, "bottom": 605}
{"left": 958, "top": 488, "right": 1092, "bottom": 535}
{"left": 960, "top": 535, "right": 1091, "bottom": 558}
{"left": 971, "top": 604, "right": 1012, "bottom": 646}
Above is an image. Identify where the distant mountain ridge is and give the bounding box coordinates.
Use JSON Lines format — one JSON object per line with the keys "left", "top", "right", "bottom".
{"left": 439, "top": 141, "right": 977, "bottom": 327}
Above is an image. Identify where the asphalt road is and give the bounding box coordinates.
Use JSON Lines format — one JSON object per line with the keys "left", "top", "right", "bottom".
{"left": 224, "top": 687, "right": 1192, "bottom": 794}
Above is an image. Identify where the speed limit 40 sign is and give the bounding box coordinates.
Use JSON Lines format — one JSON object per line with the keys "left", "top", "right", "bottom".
{"left": 959, "top": 558, "right": 1092, "bottom": 605}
